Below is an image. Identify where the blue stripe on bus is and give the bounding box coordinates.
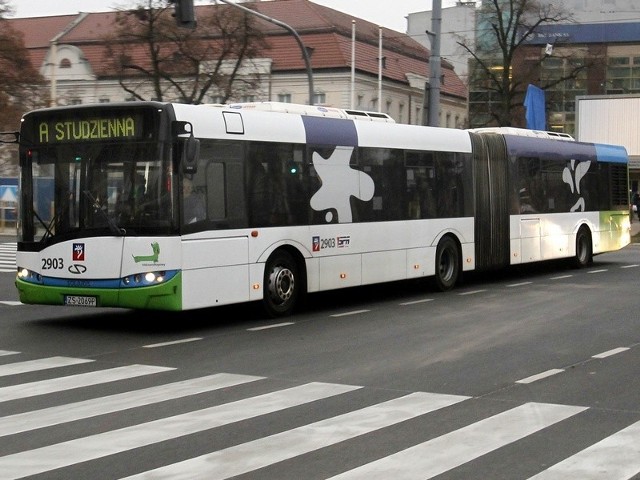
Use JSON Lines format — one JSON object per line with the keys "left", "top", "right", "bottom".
{"left": 503, "top": 135, "right": 596, "bottom": 161}
{"left": 503, "top": 135, "right": 628, "bottom": 165}
{"left": 40, "top": 277, "right": 122, "bottom": 289}
{"left": 32, "top": 270, "right": 180, "bottom": 289}
{"left": 594, "top": 143, "right": 628, "bottom": 164}
{"left": 302, "top": 116, "right": 358, "bottom": 146}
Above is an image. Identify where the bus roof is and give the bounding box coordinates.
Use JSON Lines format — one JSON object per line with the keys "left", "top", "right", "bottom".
{"left": 469, "top": 126, "right": 575, "bottom": 141}
{"left": 209, "top": 102, "right": 395, "bottom": 123}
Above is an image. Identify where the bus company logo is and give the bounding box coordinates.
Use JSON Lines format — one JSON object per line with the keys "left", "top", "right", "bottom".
{"left": 312, "top": 236, "right": 320, "bottom": 252}
{"left": 337, "top": 236, "right": 351, "bottom": 248}
{"left": 133, "top": 242, "right": 161, "bottom": 263}
{"left": 72, "top": 243, "right": 85, "bottom": 261}
{"left": 68, "top": 264, "right": 87, "bottom": 275}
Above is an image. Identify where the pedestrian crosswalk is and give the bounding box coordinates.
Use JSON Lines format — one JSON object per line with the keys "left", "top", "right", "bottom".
{"left": 0, "top": 352, "right": 639, "bottom": 479}
{"left": 0, "top": 242, "right": 16, "bottom": 273}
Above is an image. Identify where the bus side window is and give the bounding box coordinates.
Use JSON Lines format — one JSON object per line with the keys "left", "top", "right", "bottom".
{"left": 253, "top": 160, "right": 271, "bottom": 226}
{"left": 206, "top": 163, "right": 225, "bottom": 221}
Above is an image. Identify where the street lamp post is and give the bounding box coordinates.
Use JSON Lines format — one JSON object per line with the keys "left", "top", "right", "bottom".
{"left": 215, "top": 0, "right": 315, "bottom": 105}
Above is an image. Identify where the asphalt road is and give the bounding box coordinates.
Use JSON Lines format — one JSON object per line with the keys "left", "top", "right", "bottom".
{"left": 0, "top": 238, "right": 639, "bottom": 479}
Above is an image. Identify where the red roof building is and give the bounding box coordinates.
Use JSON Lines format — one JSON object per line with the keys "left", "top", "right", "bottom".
{"left": 8, "top": 0, "right": 468, "bottom": 127}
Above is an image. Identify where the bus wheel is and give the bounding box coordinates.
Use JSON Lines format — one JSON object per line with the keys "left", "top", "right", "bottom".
{"left": 434, "top": 236, "right": 460, "bottom": 291}
{"left": 263, "top": 250, "right": 299, "bottom": 318}
{"left": 572, "top": 226, "right": 593, "bottom": 268}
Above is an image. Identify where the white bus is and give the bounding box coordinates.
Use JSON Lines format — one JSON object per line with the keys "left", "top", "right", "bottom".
{"left": 14, "top": 101, "right": 631, "bottom": 316}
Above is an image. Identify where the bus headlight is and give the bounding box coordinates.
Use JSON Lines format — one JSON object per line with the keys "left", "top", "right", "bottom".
{"left": 16, "top": 267, "right": 41, "bottom": 283}
{"left": 121, "top": 271, "right": 170, "bottom": 288}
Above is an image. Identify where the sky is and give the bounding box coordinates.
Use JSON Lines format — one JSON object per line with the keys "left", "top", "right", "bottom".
{"left": 8, "top": 0, "right": 464, "bottom": 33}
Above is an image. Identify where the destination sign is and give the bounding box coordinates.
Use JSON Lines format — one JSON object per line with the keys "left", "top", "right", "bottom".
{"left": 37, "top": 115, "right": 143, "bottom": 143}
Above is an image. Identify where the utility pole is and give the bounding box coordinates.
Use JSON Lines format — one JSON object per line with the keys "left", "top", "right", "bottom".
{"left": 425, "top": 0, "right": 442, "bottom": 126}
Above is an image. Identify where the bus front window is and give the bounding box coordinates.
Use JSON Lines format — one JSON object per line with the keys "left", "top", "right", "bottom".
{"left": 20, "top": 142, "right": 176, "bottom": 243}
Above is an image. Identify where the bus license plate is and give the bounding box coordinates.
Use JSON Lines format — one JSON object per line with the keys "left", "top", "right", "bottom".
{"left": 64, "top": 295, "right": 97, "bottom": 307}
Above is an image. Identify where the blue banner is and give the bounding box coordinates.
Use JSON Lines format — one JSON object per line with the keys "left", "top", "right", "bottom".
{"left": 524, "top": 85, "right": 546, "bottom": 131}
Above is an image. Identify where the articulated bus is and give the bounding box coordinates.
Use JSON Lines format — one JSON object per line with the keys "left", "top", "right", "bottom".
{"left": 14, "top": 101, "right": 630, "bottom": 317}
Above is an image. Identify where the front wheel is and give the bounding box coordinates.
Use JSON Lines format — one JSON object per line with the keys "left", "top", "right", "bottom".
{"left": 433, "top": 236, "right": 460, "bottom": 291}
{"left": 263, "top": 250, "right": 300, "bottom": 318}
{"left": 572, "top": 227, "right": 593, "bottom": 268}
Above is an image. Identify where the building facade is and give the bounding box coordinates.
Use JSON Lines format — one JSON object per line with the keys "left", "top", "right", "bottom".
{"left": 8, "top": 0, "right": 468, "bottom": 127}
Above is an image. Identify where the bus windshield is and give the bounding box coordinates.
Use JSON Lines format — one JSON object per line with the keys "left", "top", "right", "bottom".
{"left": 21, "top": 140, "right": 175, "bottom": 243}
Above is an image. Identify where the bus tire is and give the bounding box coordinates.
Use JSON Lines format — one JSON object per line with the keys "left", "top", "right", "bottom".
{"left": 263, "top": 250, "right": 300, "bottom": 318}
{"left": 433, "top": 235, "right": 460, "bottom": 291}
{"left": 572, "top": 226, "right": 593, "bottom": 268}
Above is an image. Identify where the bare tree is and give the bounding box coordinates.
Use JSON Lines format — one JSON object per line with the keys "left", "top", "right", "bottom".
{"left": 104, "top": 0, "right": 267, "bottom": 104}
{"left": 460, "top": 0, "right": 595, "bottom": 127}
{"left": 0, "top": 0, "right": 47, "bottom": 176}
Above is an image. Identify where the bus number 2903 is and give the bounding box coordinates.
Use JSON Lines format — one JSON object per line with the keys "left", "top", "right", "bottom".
{"left": 42, "top": 257, "right": 64, "bottom": 269}
{"left": 312, "top": 236, "right": 351, "bottom": 252}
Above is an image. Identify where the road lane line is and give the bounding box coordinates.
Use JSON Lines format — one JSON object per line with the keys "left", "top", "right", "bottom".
{"left": 0, "top": 364, "right": 174, "bottom": 402}
{"left": 328, "top": 403, "right": 586, "bottom": 480}
{"left": 592, "top": 347, "right": 629, "bottom": 359}
{"left": 143, "top": 338, "right": 203, "bottom": 348}
{"left": 516, "top": 369, "right": 564, "bottom": 384}
{"left": 0, "top": 356, "right": 94, "bottom": 377}
{"left": 0, "top": 382, "right": 360, "bottom": 479}
{"left": 0, "top": 373, "right": 263, "bottom": 437}
{"left": 121, "top": 391, "right": 470, "bottom": 480}
{"left": 527, "top": 419, "right": 640, "bottom": 480}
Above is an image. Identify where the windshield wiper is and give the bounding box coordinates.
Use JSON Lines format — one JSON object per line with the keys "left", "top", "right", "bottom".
{"left": 34, "top": 209, "right": 55, "bottom": 243}
{"left": 82, "top": 190, "right": 126, "bottom": 236}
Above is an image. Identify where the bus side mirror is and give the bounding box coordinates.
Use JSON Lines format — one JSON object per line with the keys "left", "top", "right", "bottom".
{"left": 173, "top": 121, "right": 200, "bottom": 174}
{"left": 182, "top": 135, "right": 200, "bottom": 174}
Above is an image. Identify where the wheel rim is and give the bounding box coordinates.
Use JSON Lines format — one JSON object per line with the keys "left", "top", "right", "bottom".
{"left": 267, "top": 265, "right": 295, "bottom": 306}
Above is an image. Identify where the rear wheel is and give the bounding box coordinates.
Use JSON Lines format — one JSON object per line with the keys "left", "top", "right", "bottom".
{"left": 263, "top": 250, "right": 300, "bottom": 318}
{"left": 572, "top": 226, "right": 593, "bottom": 268}
{"left": 433, "top": 236, "right": 460, "bottom": 291}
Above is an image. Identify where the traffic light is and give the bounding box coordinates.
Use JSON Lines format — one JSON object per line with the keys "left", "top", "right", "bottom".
{"left": 169, "top": 0, "right": 196, "bottom": 29}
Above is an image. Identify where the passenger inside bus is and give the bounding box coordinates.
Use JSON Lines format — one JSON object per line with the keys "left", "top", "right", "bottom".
{"left": 183, "top": 177, "right": 206, "bottom": 223}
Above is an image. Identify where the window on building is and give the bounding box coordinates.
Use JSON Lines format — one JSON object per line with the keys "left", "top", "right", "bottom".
{"left": 278, "top": 93, "right": 292, "bottom": 103}
{"left": 313, "top": 92, "right": 326, "bottom": 105}
{"left": 59, "top": 58, "right": 72, "bottom": 69}
{"left": 539, "top": 55, "right": 588, "bottom": 135}
{"left": 241, "top": 95, "right": 256, "bottom": 103}
{"left": 606, "top": 56, "right": 640, "bottom": 94}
